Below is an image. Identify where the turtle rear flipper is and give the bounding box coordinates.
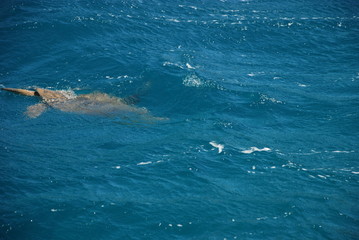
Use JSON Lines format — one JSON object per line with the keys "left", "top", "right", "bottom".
{"left": 25, "top": 103, "right": 48, "bottom": 118}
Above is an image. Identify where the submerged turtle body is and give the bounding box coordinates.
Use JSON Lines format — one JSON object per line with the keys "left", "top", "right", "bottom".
{"left": 2, "top": 87, "right": 164, "bottom": 121}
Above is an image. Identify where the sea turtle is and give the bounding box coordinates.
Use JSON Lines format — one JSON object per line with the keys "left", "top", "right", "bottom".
{"left": 2, "top": 86, "right": 166, "bottom": 121}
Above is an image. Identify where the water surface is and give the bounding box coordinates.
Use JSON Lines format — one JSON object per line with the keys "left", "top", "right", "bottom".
{"left": 1, "top": 0, "right": 358, "bottom": 239}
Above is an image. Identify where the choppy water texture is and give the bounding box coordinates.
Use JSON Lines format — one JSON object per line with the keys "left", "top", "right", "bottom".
{"left": 1, "top": 0, "right": 359, "bottom": 239}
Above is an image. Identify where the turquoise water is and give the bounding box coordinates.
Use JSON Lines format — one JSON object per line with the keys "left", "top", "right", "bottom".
{"left": 1, "top": 0, "right": 358, "bottom": 239}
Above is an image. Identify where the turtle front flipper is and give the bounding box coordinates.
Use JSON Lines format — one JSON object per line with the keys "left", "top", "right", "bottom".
{"left": 25, "top": 103, "right": 48, "bottom": 118}
{"left": 2, "top": 88, "right": 37, "bottom": 96}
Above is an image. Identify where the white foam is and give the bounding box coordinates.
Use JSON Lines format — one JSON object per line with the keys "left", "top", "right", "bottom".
{"left": 183, "top": 74, "right": 203, "bottom": 87}
{"left": 209, "top": 141, "right": 224, "bottom": 153}
{"left": 137, "top": 161, "right": 152, "bottom": 165}
{"left": 352, "top": 172, "right": 359, "bottom": 174}
{"left": 58, "top": 89, "right": 77, "bottom": 99}
{"left": 332, "top": 150, "right": 353, "bottom": 153}
{"left": 50, "top": 209, "right": 63, "bottom": 212}
{"left": 167, "top": 18, "right": 180, "bottom": 22}
{"left": 186, "top": 63, "right": 196, "bottom": 69}
{"left": 163, "top": 61, "right": 185, "bottom": 69}
{"left": 260, "top": 94, "right": 283, "bottom": 104}
{"left": 116, "top": 75, "right": 129, "bottom": 79}
{"left": 241, "top": 147, "right": 271, "bottom": 154}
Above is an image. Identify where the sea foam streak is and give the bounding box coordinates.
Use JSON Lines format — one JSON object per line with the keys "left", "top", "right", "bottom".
{"left": 241, "top": 147, "right": 271, "bottom": 154}
{"left": 137, "top": 161, "right": 152, "bottom": 165}
{"left": 209, "top": 141, "right": 224, "bottom": 153}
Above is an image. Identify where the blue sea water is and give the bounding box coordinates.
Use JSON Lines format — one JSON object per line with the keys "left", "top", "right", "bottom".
{"left": 1, "top": 0, "right": 358, "bottom": 239}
